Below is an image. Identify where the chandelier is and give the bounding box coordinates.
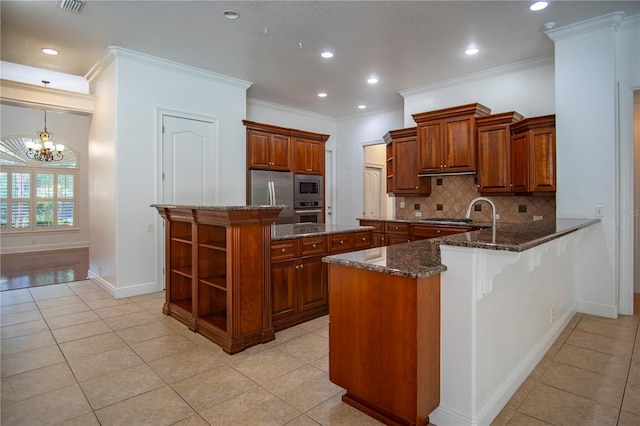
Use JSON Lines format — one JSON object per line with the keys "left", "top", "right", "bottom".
{"left": 25, "top": 81, "right": 65, "bottom": 162}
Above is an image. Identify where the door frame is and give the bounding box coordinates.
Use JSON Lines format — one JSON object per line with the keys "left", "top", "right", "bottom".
{"left": 359, "top": 140, "right": 393, "bottom": 220}
{"left": 618, "top": 79, "right": 639, "bottom": 314}
{"left": 155, "top": 108, "right": 219, "bottom": 289}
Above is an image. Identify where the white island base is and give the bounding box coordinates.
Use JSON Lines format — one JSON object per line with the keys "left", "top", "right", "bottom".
{"left": 429, "top": 222, "right": 601, "bottom": 426}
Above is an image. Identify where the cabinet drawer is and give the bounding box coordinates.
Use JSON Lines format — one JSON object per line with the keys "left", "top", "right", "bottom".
{"left": 359, "top": 220, "right": 384, "bottom": 232}
{"left": 412, "top": 225, "right": 473, "bottom": 240}
{"left": 353, "top": 231, "right": 373, "bottom": 249}
{"left": 300, "top": 236, "right": 326, "bottom": 256}
{"left": 385, "top": 222, "right": 410, "bottom": 235}
{"left": 327, "top": 233, "right": 356, "bottom": 253}
{"left": 271, "top": 239, "right": 300, "bottom": 261}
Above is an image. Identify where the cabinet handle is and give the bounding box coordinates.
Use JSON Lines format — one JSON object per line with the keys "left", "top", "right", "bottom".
{"left": 300, "top": 264, "right": 304, "bottom": 269}
{"left": 437, "top": 230, "right": 441, "bottom": 233}
{"left": 443, "top": 165, "right": 447, "bottom": 168}
{"left": 281, "top": 248, "right": 286, "bottom": 253}
{"left": 362, "top": 237, "right": 366, "bottom": 241}
{"left": 295, "top": 265, "right": 300, "bottom": 269}
{"left": 340, "top": 240, "right": 344, "bottom": 244}
{"left": 395, "top": 226, "right": 399, "bottom": 230}
{"left": 312, "top": 243, "right": 317, "bottom": 248}
{"left": 416, "top": 186, "right": 418, "bottom": 189}
{"left": 510, "top": 184, "right": 513, "bottom": 187}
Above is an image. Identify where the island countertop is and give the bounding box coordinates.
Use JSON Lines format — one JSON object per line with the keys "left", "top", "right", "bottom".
{"left": 323, "top": 239, "right": 445, "bottom": 279}
{"left": 151, "top": 204, "right": 287, "bottom": 211}
{"left": 323, "top": 218, "right": 600, "bottom": 277}
{"left": 272, "top": 223, "right": 374, "bottom": 241}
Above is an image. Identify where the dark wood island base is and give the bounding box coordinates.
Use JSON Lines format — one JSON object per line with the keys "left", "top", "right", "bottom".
{"left": 327, "top": 263, "right": 441, "bottom": 426}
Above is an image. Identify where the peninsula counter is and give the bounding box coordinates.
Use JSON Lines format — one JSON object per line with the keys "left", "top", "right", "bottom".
{"left": 323, "top": 218, "right": 600, "bottom": 426}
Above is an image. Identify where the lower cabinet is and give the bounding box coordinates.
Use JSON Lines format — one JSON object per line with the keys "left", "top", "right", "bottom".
{"left": 360, "top": 219, "right": 476, "bottom": 245}
{"left": 271, "top": 231, "right": 371, "bottom": 331}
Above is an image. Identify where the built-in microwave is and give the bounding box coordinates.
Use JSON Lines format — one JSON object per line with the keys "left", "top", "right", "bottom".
{"left": 294, "top": 174, "right": 323, "bottom": 201}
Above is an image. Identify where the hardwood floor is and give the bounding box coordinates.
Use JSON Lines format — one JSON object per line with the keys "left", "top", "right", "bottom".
{"left": 0, "top": 247, "right": 89, "bottom": 291}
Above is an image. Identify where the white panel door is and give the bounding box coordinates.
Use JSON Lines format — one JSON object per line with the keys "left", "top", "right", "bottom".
{"left": 364, "top": 166, "right": 382, "bottom": 217}
{"left": 162, "top": 115, "right": 216, "bottom": 205}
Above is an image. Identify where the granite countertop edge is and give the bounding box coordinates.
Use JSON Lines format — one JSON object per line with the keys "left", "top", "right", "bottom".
{"left": 272, "top": 224, "right": 375, "bottom": 241}
{"left": 432, "top": 218, "right": 601, "bottom": 252}
{"left": 151, "top": 204, "right": 286, "bottom": 211}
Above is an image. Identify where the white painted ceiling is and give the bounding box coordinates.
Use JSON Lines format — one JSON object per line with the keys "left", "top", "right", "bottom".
{"left": 1, "top": 1, "right": 638, "bottom": 117}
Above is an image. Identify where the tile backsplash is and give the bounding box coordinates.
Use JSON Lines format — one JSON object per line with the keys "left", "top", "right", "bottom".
{"left": 395, "top": 175, "right": 555, "bottom": 223}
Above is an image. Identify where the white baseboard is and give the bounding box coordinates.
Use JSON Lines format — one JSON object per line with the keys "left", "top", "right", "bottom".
{"left": 87, "top": 272, "right": 162, "bottom": 299}
{"left": 576, "top": 301, "right": 618, "bottom": 319}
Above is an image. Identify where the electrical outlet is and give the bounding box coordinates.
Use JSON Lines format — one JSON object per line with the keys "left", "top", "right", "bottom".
{"left": 495, "top": 214, "right": 500, "bottom": 220}
{"left": 533, "top": 215, "right": 543, "bottom": 221}
{"left": 414, "top": 211, "right": 422, "bottom": 217}
{"left": 550, "top": 308, "right": 555, "bottom": 323}
{"left": 595, "top": 205, "right": 603, "bottom": 217}
{"left": 400, "top": 201, "right": 405, "bottom": 208}
{"left": 146, "top": 222, "right": 154, "bottom": 233}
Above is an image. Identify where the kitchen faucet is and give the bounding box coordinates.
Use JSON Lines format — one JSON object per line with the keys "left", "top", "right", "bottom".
{"left": 465, "top": 196, "right": 497, "bottom": 229}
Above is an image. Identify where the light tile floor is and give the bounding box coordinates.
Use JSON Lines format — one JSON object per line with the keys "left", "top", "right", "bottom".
{"left": 0, "top": 280, "right": 638, "bottom": 425}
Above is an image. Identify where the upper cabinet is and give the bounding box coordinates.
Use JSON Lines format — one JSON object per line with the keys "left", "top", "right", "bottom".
{"left": 292, "top": 130, "right": 329, "bottom": 175}
{"left": 384, "top": 127, "right": 431, "bottom": 197}
{"left": 244, "top": 121, "right": 291, "bottom": 171}
{"left": 243, "top": 121, "right": 329, "bottom": 174}
{"left": 412, "top": 103, "right": 491, "bottom": 175}
{"left": 510, "top": 115, "right": 556, "bottom": 193}
{"left": 476, "top": 112, "right": 524, "bottom": 193}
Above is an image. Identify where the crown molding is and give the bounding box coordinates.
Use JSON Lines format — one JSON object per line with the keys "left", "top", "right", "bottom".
{"left": 546, "top": 12, "right": 627, "bottom": 41}
{"left": 86, "top": 46, "right": 253, "bottom": 90}
{"left": 0, "top": 79, "right": 94, "bottom": 115}
{"left": 399, "top": 55, "right": 554, "bottom": 98}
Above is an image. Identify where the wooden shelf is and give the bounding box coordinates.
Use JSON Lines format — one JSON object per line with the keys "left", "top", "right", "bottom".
{"left": 155, "top": 206, "right": 282, "bottom": 354}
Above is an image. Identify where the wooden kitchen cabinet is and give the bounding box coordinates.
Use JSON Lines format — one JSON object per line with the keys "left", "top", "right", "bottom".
{"left": 384, "top": 127, "right": 431, "bottom": 196}
{"left": 384, "top": 221, "right": 412, "bottom": 245}
{"left": 411, "top": 223, "right": 474, "bottom": 240}
{"left": 510, "top": 115, "right": 556, "bottom": 193}
{"left": 155, "top": 206, "right": 281, "bottom": 354}
{"left": 412, "top": 103, "right": 491, "bottom": 175}
{"left": 293, "top": 136, "right": 325, "bottom": 175}
{"left": 476, "top": 112, "right": 524, "bottom": 194}
{"left": 245, "top": 126, "right": 291, "bottom": 171}
{"left": 271, "top": 235, "right": 328, "bottom": 331}
{"left": 359, "top": 220, "right": 385, "bottom": 247}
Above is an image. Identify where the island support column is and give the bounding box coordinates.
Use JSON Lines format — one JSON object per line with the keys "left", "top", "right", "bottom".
{"left": 328, "top": 264, "right": 441, "bottom": 426}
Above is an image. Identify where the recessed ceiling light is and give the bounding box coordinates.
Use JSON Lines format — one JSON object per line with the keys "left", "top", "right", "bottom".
{"left": 465, "top": 48, "right": 479, "bottom": 55}
{"left": 529, "top": 2, "right": 548, "bottom": 11}
{"left": 367, "top": 77, "right": 378, "bottom": 84}
{"left": 318, "top": 92, "right": 327, "bottom": 98}
{"left": 223, "top": 10, "right": 240, "bottom": 20}
{"left": 542, "top": 22, "right": 556, "bottom": 30}
{"left": 321, "top": 51, "right": 333, "bottom": 59}
{"left": 42, "top": 48, "right": 59, "bottom": 55}
{"left": 358, "top": 105, "right": 367, "bottom": 109}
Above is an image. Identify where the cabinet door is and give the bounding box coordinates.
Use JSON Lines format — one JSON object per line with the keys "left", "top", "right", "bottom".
{"left": 510, "top": 133, "right": 530, "bottom": 192}
{"left": 417, "top": 121, "right": 444, "bottom": 173}
{"left": 387, "top": 234, "right": 412, "bottom": 245}
{"left": 293, "top": 138, "right": 308, "bottom": 174}
{"left": 270, "top": 134, "right": 291, "bottom": 171}
{"left": 444, "top": 116, "right": 476, "bottom": 172}
{"left": 394, "top": 137, "right": 420, "bottom": 193}
{"left": 306, "top": 140, "right": 325, "bottom": 175}
{"left": 529, "top": 128, "right": 556, "bottom": 192}
{"left": 271, "top": 260, "right": 297, "bottom": 322}
{"left": 299, "top": 255, "right": 327, "bottom": 312}
{"left": 247, "top": 130, "right": 272, "bottom": 170}
{"left": 477, "top": 126, "right": 511, "bottom": 193}
{"left": 372, "top": 233, "right": 386, "bottom": 247}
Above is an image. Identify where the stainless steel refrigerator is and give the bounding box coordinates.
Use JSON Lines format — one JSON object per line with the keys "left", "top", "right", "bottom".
{"left": 248, "top": 170, "right": 294, "bottom": 224}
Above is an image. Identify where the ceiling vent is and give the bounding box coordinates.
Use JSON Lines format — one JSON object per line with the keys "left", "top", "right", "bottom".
{"left": 59, "top": 0, "right": 84, "bottom": 13}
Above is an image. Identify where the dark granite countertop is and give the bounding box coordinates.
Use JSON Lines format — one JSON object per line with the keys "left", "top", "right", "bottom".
{"left": 358, "top": 216, "right": 493, "bottom": 228}
{"left": 272, "top": 224, "right": 375, "bottom": 241}
{"left": 432, "top": 218, "right": 600, "bottom": 252}
{"left": 323, "top": 218, "right": 599, "bottom": 277}
{"left": 151, "top": 204, "right": 286, "bottom": 211}
{"left": 323, "top": 239, "right": 446, "bottom": 279}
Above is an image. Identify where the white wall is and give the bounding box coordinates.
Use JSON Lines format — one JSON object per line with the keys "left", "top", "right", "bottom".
{"left": 548, "top": 12, "right": 639, "bottom": 316}
{"left": 0, "top": 105, "right": 91, "bottom": 253}
{"left": 334, "top": 108, "right": 404, "bottom": 225}
{"left": 87, "top": 47, "right": 251, "bottom": 297}
{"left": 401, "top": 56, "right": 555, "bottom": 126}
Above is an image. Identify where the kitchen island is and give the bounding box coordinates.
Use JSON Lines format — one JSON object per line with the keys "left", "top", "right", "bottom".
{"left": 324, "top": 218, "right": 600, "bottom": 426}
